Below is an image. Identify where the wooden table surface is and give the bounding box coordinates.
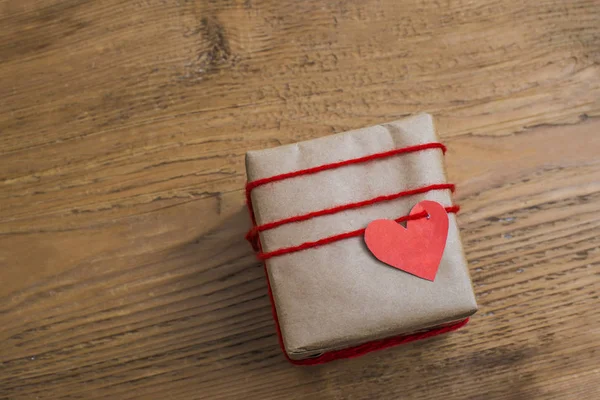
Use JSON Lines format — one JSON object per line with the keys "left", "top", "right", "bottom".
{"left": 1, "top": 1, "right": 599, "bottom": 399}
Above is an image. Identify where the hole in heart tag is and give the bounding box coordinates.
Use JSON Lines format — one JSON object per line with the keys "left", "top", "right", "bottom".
{"left": 364, "top": 200, "right": 449, "bottom": 281}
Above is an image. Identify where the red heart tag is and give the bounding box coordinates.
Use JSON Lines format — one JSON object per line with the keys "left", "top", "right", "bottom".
{"left": 364, "top": 200, "right": 449, "bottom": 281}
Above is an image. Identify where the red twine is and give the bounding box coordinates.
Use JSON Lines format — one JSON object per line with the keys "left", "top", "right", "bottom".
{"left": 246, "top": 183, "right": 455, "bottom": 250}
{"left": 258, "top": 205, "right": 459, "bottom": 260}
{"left": 246, "top": 142, "right": 446, "bottom": 225}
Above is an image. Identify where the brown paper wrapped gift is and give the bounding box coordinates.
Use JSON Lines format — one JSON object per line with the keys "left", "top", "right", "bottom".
{"left": 245, "top": 113, "right": 477, "bottom": 363}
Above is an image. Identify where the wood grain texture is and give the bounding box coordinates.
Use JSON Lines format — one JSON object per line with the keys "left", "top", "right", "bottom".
{"left": 1, "top": 0, "right": 599, "bottom": 398}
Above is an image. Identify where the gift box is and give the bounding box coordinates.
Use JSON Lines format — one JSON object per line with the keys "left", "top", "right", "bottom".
{"left": 245, "top": 113, "right": 477, "bottom": 364}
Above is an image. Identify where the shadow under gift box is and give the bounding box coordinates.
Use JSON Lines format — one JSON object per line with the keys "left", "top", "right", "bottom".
{"left": 245, "top": 113, "right": 477, "bottom": 363}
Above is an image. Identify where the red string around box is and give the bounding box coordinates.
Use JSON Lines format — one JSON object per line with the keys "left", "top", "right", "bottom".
{"left": 258, "top": 205, "right": 459, "bottom": 260}
{"left": 246, "top": 183, "right": 455, "bottom": 250}
{"left": 245, "top": 142, "right": 456, "bottom": 258}
{"left": 245, "top": 142, "right": 446, "bottom": 226}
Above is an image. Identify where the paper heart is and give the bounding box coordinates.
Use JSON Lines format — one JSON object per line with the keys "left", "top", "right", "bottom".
{"left": 364, "top": 200, "right": 449, "bottom": 281}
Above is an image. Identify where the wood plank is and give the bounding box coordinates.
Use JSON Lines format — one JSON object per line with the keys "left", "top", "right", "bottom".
{"left": 1, "top": 0, "right": 599, "bottom": 399}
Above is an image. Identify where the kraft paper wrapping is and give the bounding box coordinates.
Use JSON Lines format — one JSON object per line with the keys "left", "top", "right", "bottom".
{"left": 246, "top": 114, "right": 477, "bottom": 360}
